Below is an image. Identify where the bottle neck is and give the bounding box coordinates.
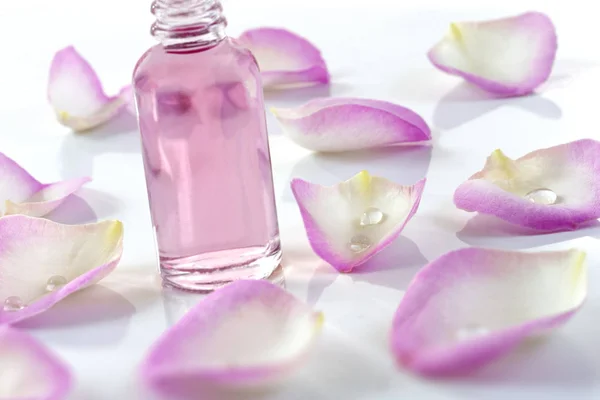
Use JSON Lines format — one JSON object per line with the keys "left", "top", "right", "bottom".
{"left": 151, "top": 0, "right": 227, "bottom": 52}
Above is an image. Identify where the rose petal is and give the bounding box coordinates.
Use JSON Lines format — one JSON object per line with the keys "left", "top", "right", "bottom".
{"left": 391, "top": 248, "right": 587, "bottom": 376}
{"left": 291, "top": 171, "right": 426, "bottom": 272}
{"left": 0, "top": 326, "right": 72, "bottom": 399}
{"left": 119, "top": 85, "right": 136, "bottom": 115}
{"left": 428, "top": 12, "right": 557, "bottom": 96}
{"left": 0, "top": 216, "right": 123, "bottom": 325}
{"left": 238, "top": 28, "right": 329, "bottom": 89}
{"left": 141, "top": 280, "right": 323, "bottom": 392}
{"left": 454, "top": 139, "right": 600, "bottom": 231}
{"left": 0, "top": 152, "right": 90, "bottom": 218}
{"left": 48, "top": 46, "right": 127, "bottom": 132}
{"left": 272, "top": 98, "right": 431, "bottom": 152}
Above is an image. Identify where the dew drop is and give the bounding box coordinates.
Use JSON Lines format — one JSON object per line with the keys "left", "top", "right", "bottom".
{"left": 349, "top": 234, "right": 372, "bottom": 253}
{"left": 525, "top": 188, "right": 557, "bottom": 205}
{"left": 359, "top": 207, "right": 385, "bottom": 226}
{"left": 3, "top": 296, "right": 25, "bottom": 312}
{"left": 456, "top": 324, "right": 489, "bottom": 341}
{"left": 46, "top": 275, "right": 67, "bottom": 292}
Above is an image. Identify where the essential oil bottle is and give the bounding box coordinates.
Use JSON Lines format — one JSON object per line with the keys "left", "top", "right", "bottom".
{"left": 133, "top": 0, "right": 281, "bottom": 291}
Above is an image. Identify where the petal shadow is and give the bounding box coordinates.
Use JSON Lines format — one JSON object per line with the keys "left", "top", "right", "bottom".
{"left": 440, "top": 336, "right": 598, "bottom": 398}
{"left": 17, "top": 285, "right": 136, "bottom": 346}
{"left": 457, "top": 214, "right": 600, "bottom": 250}
{"left": 44, "top": 193, "right": 98, "bottom": 224}
{"left": 45, "top": 187, "right": 121, "bottom": 223}
{"left": 284, "top": 145, "right": 432, "bottom": 203}
{"left": 59, "top": 110, "right": 140, "bottom": 179}
{"left": 264, "top": 84, "right": 332, "bottom": 106}
{"left": 350, "top": 236, "right": 428, "bottom": 290}
{"left": 433, "top": 82, "right": 562, "bottom": 131}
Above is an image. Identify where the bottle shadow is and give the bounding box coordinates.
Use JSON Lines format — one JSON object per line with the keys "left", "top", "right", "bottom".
{"left": 456, "top": 214, "right": 600, "bottom": 250}
{"left": 58, "top": 111, "right": 140, "bottom": 179}
{"left": 433, "top": 82, "right": 562, "bottom": 131}
{"left": 282, "top": 145, "right": 433, "bottom": 203}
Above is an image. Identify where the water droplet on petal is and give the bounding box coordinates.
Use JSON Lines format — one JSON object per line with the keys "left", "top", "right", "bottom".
{"left": 525, "top": 188, "right": 557, "bottom": 205}
{"left": 349, "top": 234, "right": 372, "bottom": 253}
{"left": 3, "top": 296, "right": 25, "bottom": 312}
{"left": 359, "top": 207, "right": 385, "bottom": 226}
{"left": 46, "top": 275, "right": 67, "bottom": 292}
{"left": 456, "top": 324, "right": 489, "bottom": 341}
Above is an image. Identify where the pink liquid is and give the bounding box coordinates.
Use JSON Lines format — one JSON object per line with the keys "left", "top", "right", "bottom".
{"left": 133, "top": 38, "right": 281, "bottom": 291}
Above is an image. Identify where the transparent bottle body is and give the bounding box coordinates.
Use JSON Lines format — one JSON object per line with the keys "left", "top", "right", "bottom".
{"left": 133, "top": 38, "right": 281, "bottom": 292}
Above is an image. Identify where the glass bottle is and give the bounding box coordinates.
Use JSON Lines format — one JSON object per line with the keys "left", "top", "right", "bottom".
{"left": 132, "top": 0, "right": 281, "bottom": 292}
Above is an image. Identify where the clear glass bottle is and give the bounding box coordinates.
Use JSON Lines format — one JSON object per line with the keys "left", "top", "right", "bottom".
{"left": 132, "top": 0, "right": 281, "bottom": 292}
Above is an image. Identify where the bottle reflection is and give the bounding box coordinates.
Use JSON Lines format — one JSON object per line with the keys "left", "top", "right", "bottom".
{"left": 162, "top": 265, "right": 286, "bottom": 325}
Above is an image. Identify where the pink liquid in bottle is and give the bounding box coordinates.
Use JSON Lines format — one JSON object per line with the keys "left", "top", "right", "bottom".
{"left": 133, "top": 0, "right": 281, "bottom": 291}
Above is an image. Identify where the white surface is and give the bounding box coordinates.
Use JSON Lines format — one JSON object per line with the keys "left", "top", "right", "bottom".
{"left": 2, "top": 0, "right": 600, "bottom": 399}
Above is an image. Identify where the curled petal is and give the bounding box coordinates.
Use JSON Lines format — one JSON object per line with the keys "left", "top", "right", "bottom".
{"left": 391, "top": 248, "right": 587, "bottom": 376}
{"left": 0, "top": 326, "right": 72, "bottom": 399}
{"left": 141, "top": 280, "right": 323, "bottom": 392}
{"left": 0, "top": 152, "right": 90, "bottom": 218}
{"left": 454, "top": 139, "right": 600, "bottom": 231}
{"left": 291, "top": 171, "right": 426, "bottom": 272}
{"left": 48, "top": 46, "right": 127, "bottom": 132}
{"left": 272, "top": 98, "right": 431, "bottom": 152}
{"left": 428, "top": 12, "right": 557, "bottom": 96}
{"left": 238, "top": 28, "right": 329, "bottom": 89}
{"left": 0, "top": 216, "right": 123, "bottom": 325}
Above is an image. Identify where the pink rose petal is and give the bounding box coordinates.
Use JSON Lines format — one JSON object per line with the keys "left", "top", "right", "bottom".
{"left": 428, "top": 12, "right": 557, "bottom": 96}
{"left": 141, "top": 280, "right": 323, "bottom": 394}
{"left": 0, "top": 152, "right": 90, "bottom": 218}
{"left": 48, "top": 46, "right": 128, "bottom": 132}
{"left": 391, "top": 248, "right": 587, "bottom": 377}
{"left": 454, "top": 139, "right": 600, "bottom": 231}
{"left": 272, "top": 98, "right": 431, "bottom": 152}
{"left": 238, "top": 28, "right": 329, "bottom": 89}
{"left": 0, "top": 326, "right": 72, "bottom": 399}
{"left": 291, "top": 171, "right": 426, "bottom": 272}
{"left": 119, "top": 85, "right": 136, "bottom": 115}
{"left": 0, "top": 216, "right": 123, "bottom": 325}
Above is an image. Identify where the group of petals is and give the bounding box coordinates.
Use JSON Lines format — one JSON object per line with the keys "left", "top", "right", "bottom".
{"left": 0, "top": 137, "right": 124, "bottom": 399}
{"left": 24, "top": 9, "right": 595, "bottom": 399}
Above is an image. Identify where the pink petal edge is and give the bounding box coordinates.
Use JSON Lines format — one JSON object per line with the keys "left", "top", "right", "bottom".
{"left": 5, "top": 177, "right": 92, "bottom": 218}
{"left": 272, "top": 98, "right": 431, "bottom": 152}
{"left": 238, "top": 27, "right": 330, "bottom": 88}
{"left": 48, "top": 46, "right": 129, "bottom": 131}
{"left": 141, "top": 279, "right": 323, "bottom": 393}
{"left": 391, "top": 248, "right": 586, "bottom": 376}
{"left": 428, "top": 12, "right": 557, "bottom": 97}
{"left": 0, "top": 326, "right": 72, "bottom": 399}
{"left": 291, "top": 174, "right": 427, "bottom": 272}
{"left": 0, "top": 152, "right": 90, "bottom": 218}
{"left": 454, "top": 139, "right": 600, "bottom": 231}
{"left": 0, "top": 216, "right": 124, "bottom": 325}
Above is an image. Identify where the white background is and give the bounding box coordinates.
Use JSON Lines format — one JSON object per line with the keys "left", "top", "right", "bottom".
{"left": 2, "top": 0, "right": 600, "bottom": 399}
